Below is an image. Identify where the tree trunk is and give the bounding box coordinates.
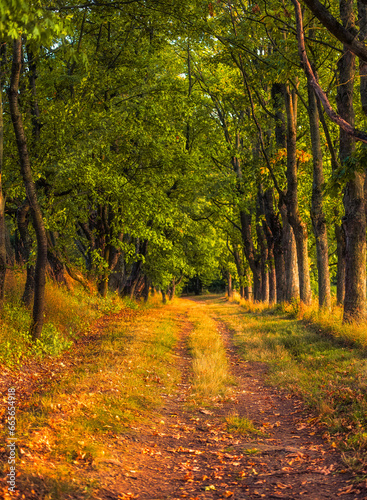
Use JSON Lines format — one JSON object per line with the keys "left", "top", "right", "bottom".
{"left": 9, "top": 38, "right": 48, "bottom": 339}
{"left": 307, "top": 76, "right": 331, "bottom": 309}
{"left": 335, "top": 225, "right": 346, "bottom": 305}
{"left": 280, "top": 204, "right": 299, "bottom": 301}
{"left": 343, "top": 174, "right": 366, "bottom": 321}
{"left": 244, "top": 266, "right": 253, "bottom": 300}
{"left": 358, "top": 1, "right": 367, "bottom": 115}
{"left": 256, "top": 191, "right": 269, "bottom": 303}
{"left": 169, "top": 278, "right": 176, "bottom": 301}
{"left": 0, "top": 41, "right": 7, "bottom": 307}
{"left": 260, "top": 189, "right": 277, "bottom": 304}
{"left": 314, "top": 93, "right": 345, "bottom": 305}
{"left": 264, "top": 189, "right": 284, "bottom": 303}
{"left": 143, "top": 276, "right": 150, "bottom": 302}
{"left": 47, "top": 232, "right": 67, "bottom": 285}
{"left": 0, "top": 68, "right": 5, "bottom": 306}
{"left": 337, "top": 1, "right": 367, "bottom": 321}
{"left": 121, "top": 239, "right": 148, "bottom": 299}
{"left": 240, "top": 210, "right": 261, "bottom": 301}
{"left": 227, "top": 272, "right": 233, "bottom": 298}
{"left": 284, "top": 84, "right": 312, "bottom": 305}
{"left": 267, "top": 249, "right": 276, "bottom": 304}
{"left": 0, "top": 181, "right": 6, "bottom": 308}
{"left": 270, "top": 84, "right": 291, "bottom": 303}
{"left": 16, "top": 201, "right": 35, "bottom": 306}
{"left": 232, "top": 245, "right": 246, "bottom": 299}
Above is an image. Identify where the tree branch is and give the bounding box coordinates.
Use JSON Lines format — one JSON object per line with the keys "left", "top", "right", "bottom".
{"left": 292, "top": 0, "right": 367, "bottom": 144}
{"left": 301, "top": 0, "right": 367, "bottom": 62}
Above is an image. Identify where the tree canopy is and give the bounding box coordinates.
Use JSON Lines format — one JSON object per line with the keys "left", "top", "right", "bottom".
{"left": 1, "top": 0, "right": 367, "bottom": 337}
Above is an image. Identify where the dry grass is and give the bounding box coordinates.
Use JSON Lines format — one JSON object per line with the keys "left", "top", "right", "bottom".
{"left": 228, "top": 292, "right": 367, "bottom": 350}
{"left": 209, "top": 296, "right": 367, "bottom": 471}
{"left": 228, "top": 292, "right": 272, "bottom": 314}
{"left": 14, "top": 306, "right": 181, "bottom": 498}
{"left": 184, "top": 300, "right": 234, "bottom": 400}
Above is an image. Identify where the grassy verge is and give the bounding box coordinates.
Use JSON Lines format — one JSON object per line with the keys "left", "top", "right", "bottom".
{"left": 185, "top": 300, "right": 234, "bottom": 402}
{"left": 10, "top": 304, "right": 180, "bottom": 499}
{"left": 229, "top": 291, "right": 367, "bottom": 349}
{"left": 209, "top": 297, "right": 367, "bottom": 472}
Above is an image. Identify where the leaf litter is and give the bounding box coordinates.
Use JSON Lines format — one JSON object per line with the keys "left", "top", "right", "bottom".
{"left": 2, "top": 297, "right": 367, "bottom": 499}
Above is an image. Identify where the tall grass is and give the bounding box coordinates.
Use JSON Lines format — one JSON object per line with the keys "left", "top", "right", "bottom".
{"left": 228, "top": 291, "right": 367, "bottom": 349}
{"left": 186, "top": 303, "right": 234, "bottom": 399}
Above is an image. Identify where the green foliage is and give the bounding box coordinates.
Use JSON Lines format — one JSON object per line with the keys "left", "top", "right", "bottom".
{"left": 33, "top": 324, "right": 73, "bottom": 357}
{"left": 226, "top": 414, "right": 263, "bottom": 436}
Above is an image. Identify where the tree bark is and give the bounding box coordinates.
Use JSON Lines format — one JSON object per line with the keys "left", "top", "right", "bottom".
{"left": 284, "top": 84, "right": 312, "bottom": 305}
{"left": 343, "top": 174, "right": 366, "bottom": 321}
{"left": 292, "top": 0, "right": 367, "bottom": 144}
{"left": 270, "top": 84, "right": 295, "bottom": 303}
{"left": 227, "top": 272, "right": 233, "bottom": 298}
{"left": 256, "top": 189, "right": 269, "bottom": 303}
{"left": 335, "top": 224, "right": 346, "bottom": 305}
{"left": 143, "top": 276, "right": 150, "bottom": 302}
{"left": 240, "top": 210, "right": 261, "bottom": 301}
{"left": 358, "top": 1, "right": 367, "bottom": 115}
{"left": 307, "top": 74, "right": 331, "bottom": 309}
{"left": 16, "top": 201, "right": 35, "bottom": 306}
{"left": 9, "top": 38, "right": 48, "bottom": 339}
{"left": 264, "top": 189, "right": 285, "bottom": 303}
{"left": 337, "top": 0, "right": 367, "bottom": 321}
{"left": 280, "top": 203, "right": 300, "bottom": 301}
{"left": 232, "top": 244, "right": 246, "bottom": 299}
{"left": 301, "top": 0, "right": 367, "bottom": 63}
{"left": 0, "top": 42, "right": 6, "bottom": 307}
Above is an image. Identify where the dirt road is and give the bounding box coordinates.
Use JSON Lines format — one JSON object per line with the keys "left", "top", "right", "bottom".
{"left": 95, "top": 297, "right": 366, "bottom": 500}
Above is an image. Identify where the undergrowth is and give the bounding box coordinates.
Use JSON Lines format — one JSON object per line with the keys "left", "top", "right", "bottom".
{"left": 229, "top": 291, "right": 367, "bottom": 349}
{"left": 0, "top": 269, "right": 125, "bottom": 366}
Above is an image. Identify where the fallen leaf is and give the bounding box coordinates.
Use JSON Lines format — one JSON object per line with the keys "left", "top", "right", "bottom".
{"left": 199, "top": 409, "right": 213, "bottom": 415}
{"left": 183, "top": 472, "right": 194, "bottom": 482}
{"left": 337, "top": 485, "right": 355, "bottom": 496}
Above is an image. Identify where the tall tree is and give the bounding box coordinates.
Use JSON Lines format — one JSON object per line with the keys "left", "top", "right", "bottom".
{"left": 9, "top": 37, "right": 48, "bottom": 339}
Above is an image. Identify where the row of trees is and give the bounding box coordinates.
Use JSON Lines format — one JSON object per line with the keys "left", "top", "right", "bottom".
{"left": 1, "top": 0, "right": 367, "bottom": 339}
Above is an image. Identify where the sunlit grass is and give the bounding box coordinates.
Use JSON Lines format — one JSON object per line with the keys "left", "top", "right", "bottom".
{"left": 0, "top": 269, "right": 128, "bottom": 365}
{"left": 185, "top": 301, "right": 234, "bottom": 400}
{"left": 15, "top": 307, "right": 181, "bottom": 497}
{"left": 225, "top": 413, "right": 263, "bottom": 435}
{"left": 208, "top": 296, "right": 367, "bottom": 470}
{"left": 228, "top": 291, "right": 367, "bottom": 349}
{"left": 228, "top": 292, "right": 271, "bottom": 314}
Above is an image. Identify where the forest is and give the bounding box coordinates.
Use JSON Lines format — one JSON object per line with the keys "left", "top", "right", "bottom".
{"left": 4, "top": 2, "right": 367, "bottom": 498}
{"left": 1, "top": 0, "right": 367, "bottom": 340}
